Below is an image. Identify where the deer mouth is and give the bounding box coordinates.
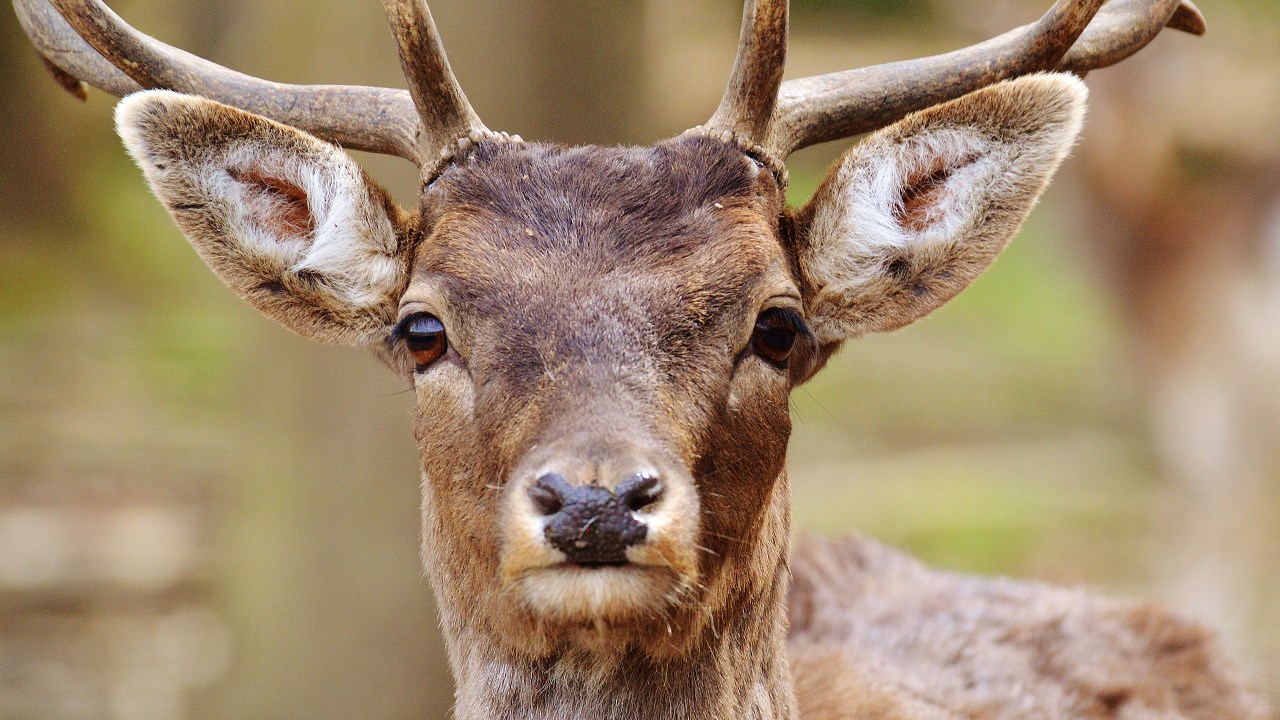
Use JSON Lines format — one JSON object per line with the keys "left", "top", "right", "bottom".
{"left": 515, "top": 561, "right": 691, "bottom": 623}
{"left": 563, "top": 559, "right": 631, "bottom": 569}
{"left": 500, "top": 525, "right": 701, "bottom": 622}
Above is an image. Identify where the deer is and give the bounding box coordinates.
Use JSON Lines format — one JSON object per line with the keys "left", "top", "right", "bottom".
{"left": 13, "top": 0, "right": 1271, "bottom": 718}
{"left": 1068, "top": 39, "right": 1280, "bottom": 683}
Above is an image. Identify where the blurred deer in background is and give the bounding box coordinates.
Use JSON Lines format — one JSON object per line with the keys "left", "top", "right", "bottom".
{"left": 14, "top": 0, "right": 1270, "bottom": 718}
{"left": 1071, "top": 26, "right": 1280, "bottom": 683}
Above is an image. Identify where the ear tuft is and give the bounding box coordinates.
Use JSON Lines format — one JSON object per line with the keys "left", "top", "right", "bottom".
{"left": 115, "top": 91, "right": 409, "bottom": 345}
{"left": 894, "top": 154, "right": 979, "bottom": 232}
{"left": 796, "top": 73, "right": 1086, "bottom": 345}
{"left": 225, "top": 166, "right": 316, "bottom": 239}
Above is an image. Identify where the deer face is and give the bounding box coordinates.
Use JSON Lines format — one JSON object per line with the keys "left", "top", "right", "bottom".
{"left": 394, "top": 137, "right": 804, "bottom": 652}
{"left": 114, "top": 73, "right": 1084, "bottom": 657}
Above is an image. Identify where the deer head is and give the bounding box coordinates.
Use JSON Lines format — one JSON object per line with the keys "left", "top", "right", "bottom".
{"left": 16, "top": 0, "right": 1205, "bottom": 716}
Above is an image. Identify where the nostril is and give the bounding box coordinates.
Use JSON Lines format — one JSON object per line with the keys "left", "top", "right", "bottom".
{"left": 617, "top": 473, "right": 664, "bottom": 513}
{"left": 528, "top": 485, "right": 562, "bottom": 516}
{"left": 529, "top": 473, "right": 571, "bottom": 516}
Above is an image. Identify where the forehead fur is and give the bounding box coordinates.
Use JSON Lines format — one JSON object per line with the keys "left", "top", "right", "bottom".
{"left": 412, "top": 135, "right": 791, "bottom": 332}
{"left": 416, "top": 135, "right": 784, "bottom": 282}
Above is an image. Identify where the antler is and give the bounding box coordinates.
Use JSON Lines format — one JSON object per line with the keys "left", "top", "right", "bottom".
{"left": 16, "top": 0, "right": 1205, "bottom": 167}
{"left": 12, "top": 0, "right": 488, "bottom": 169}
{"left": 380, "top": 0, "right": 489, "bottom": 163}
{"left": 703, "top": 0, "right": 789, "bottom": 144}
{"left": 701, "top": 0, "right": 1206, "bottom": 159}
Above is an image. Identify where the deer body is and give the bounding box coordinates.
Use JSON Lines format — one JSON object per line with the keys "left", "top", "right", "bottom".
{"left": 13, "top": 0, "right": 1268, "bottom": 718}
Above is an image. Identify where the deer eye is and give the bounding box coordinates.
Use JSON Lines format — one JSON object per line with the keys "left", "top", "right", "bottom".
{"left": 401, "top": 313, "right": 448, "bottom": 368}
{"left": 752, "top": 308, "right": 799, "bottom": 366}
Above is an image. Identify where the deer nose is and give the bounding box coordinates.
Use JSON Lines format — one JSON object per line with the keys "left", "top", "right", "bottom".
{"left": 528, "top": 472, "right": 663, "bottom": 566}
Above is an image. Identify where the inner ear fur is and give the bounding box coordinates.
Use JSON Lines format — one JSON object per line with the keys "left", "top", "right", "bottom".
{"left": 794, "top": 73, "right": 1087, "bottom": 347}
{"left": 115, "top": 90, "right": 414, "bottom": 346}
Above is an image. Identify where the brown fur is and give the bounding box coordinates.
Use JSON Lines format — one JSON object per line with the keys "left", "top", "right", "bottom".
{"left": 403, "top": 136, "right": 799, "bottom": 718}
{"left": 108, "top": 77, "right": 1267, "bottom": 720}
{"left": 788, "top": 535, "right": 1269, "bottom": 720}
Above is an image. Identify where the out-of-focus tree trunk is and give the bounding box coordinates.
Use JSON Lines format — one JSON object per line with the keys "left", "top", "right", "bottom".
{"left": 434, "top": 0, "right": 648, "bottom": 146}
{"left": 0, "top": 9, "right": 91, "bottom": 236}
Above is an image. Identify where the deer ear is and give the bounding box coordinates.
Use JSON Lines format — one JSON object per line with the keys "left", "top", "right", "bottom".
{"left": 115, "top": 90, "right": 410, "bottom": 346}
{"left": 794, "top": 73, "right": 1086, "bottom": 346}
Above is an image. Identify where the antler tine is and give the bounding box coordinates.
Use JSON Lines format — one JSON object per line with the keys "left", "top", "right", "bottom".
{"left": 16, "top": 0, "right": 424, "bottom": 162}
{"left": 381, "top": 0, "right": 488, "bottom": 166}
{"left": 1059, "top": 0, "right": 1205, "bottom": 73}
{"left": 701, "top": 0, "right": 789, "bottom": 146}
{"left": 1166, "top": 0, "right": 1207, "bottom": 36}
{"left": 14, "top": 0, "right": 134, "bottom": 99}
{"left": 766, "top": 0, "right": 1107, "bottom": 156}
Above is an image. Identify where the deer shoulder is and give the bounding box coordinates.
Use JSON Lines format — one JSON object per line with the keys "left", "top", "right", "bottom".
{"left": 789, "top": 534, "right": 1268, "bottom": 720}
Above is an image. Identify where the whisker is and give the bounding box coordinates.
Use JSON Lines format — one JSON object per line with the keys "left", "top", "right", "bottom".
{"left": 697, "top": 528, "right": 746, "bottom": 546}
{"left": 575, "top": 515, "right": 600, "bottom": 541}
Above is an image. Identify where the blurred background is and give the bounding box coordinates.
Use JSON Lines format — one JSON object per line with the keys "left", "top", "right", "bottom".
{"left": 0, "top": 0, "right": 1277, "bottom": 718}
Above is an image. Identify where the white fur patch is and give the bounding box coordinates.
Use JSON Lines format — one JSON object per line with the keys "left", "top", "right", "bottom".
{"left": 212, "top": 142, "right": 401, "bottom": 310}
{"left": 806, "top": 126, "right": 1015, "bottom": 293}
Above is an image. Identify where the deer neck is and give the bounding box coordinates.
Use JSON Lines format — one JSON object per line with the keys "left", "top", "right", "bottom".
{"left": 446, "top": 620, "right": 794, "bottom": 720}
{"left": 435, "top": 474, "right": 797, "bottom": 720}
